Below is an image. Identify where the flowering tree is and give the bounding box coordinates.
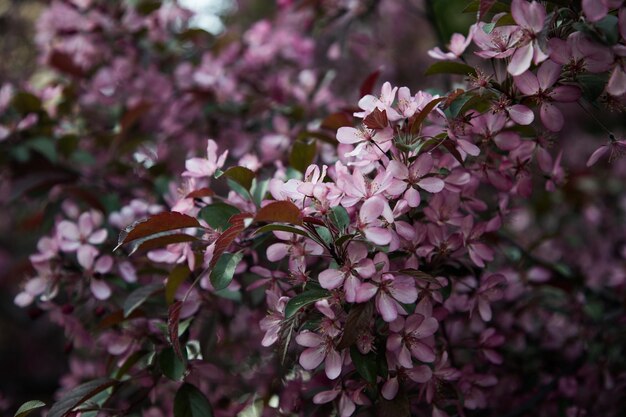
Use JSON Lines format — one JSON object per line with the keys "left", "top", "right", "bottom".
{"left": 2, "top": 1, "right": 626, "bottom": 416}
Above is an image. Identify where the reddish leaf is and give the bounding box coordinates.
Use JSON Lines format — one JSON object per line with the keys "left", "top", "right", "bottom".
{"left": 210, "top": 221, "right": 247, "bottom": 269}
{"left": 98, "top": 309, "right": 144, "bottom": 330}
{"left": 228, "top": 212, "right": 254, "bottom": 225}
{"left": 479, "top": 0, "right": 498, "bottom": 19}
{"left": 363, "top": 108, "right": 389, "bottom": 130}
{"left": 302, "top": 216, "right": 325, "bottom": 226}
{"left": 185, "top": 188, "right": 215, "bottom": 199}
{"left": 409, "top": 97, "right": 446, "bottom": 135}
{"left": 120, "top": 101, "right": 152, "bottom": 133}
{"left": 359, "top": 69, "right": 381, "bottom": 98}
{"left": 337, "top": 302, "right": 374, "bottom": 350}
{"left": 48, "top": 379, "right": 117, "bottom": 417}
{"left": 321, "top": 112, "right": 353, "bottom": 131}
{"left": 168, "top": 301, "right": 184, "bottom": 360}
{"left": 116, "top": 212, "right": 202, "bottom": 251}
{"left": 62, "top": 185, "right": 106, "bottom": 213}
{"left": 442, "top": 138, "right": 465, "bottom": 166}
{"left": 255, "top": 201, "right": 303, "bottom": 225}
{"left": 443, "top": 88, "right": 466, "bottom": 109}
{"left": 375, "top": 389, "right": 410, "bottom": 417}
{"left": 130, "top": 233, "right": 198, "bottom": 255}
{"left": 48, "top": 50, "right": 85, "bottom": 77}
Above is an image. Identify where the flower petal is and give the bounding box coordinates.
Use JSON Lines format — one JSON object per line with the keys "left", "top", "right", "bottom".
{"left": 509, "top": 43, "right": 534, "bottom": 76}
{"left": 417, "top": 177, "right": 445, "bottom": 193}
{"left": 377, "top": 292, "right": 398, "bottom": 322}
{"left": 508, "top": 104, "right": 534, "bottom": 125}
{"left": 319, "top": 269, "right": 345, "bottom": 290}
{"left": 514, "top": 68, "right": 539, "bottom": 95}
{"left": 325, "top": 349, "right": 342, "bottom": 379}
{"left": 586, "top": 145, "right": 609, "bottom": 167}
{"left": 337, "top": 127, "right": 363, "bottom": 144}
{"left": 90, "top": 279, "right": 112, "bottom": 300}
{"left": 540, "top": 103, "right": 564, "bottom": 132}
{"left": 299, "top": 346, "right": 325, "bottom": 370}
{"left": 382, "top": 377, "right": 399, "bottom": 400}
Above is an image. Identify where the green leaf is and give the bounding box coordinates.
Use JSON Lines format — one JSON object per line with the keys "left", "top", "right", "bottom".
{"left": 425, "top": 62, "right": 477, "bottom": 77}
{"left": 199, "top": 203, "right": 241, "bottom": 231}
{"left": 210, "top": 252, "right": 243, "bottom": 291}
{"left": 11, "top": 92, "right": 41, "bottom": 114}
{"left": 350, "top": 346, "right": 377, "bottom": 384}
{"left": 334, "top": 234, "right": 355, "bottom": 248}
{"left": 314, "top": 226, "right": 333, "bottom": 246}
{"left": 330, "top": 206, "right": 350, "bottom": 231}
{"left": 457, "top": 95, "right": 492, "bottom": 115}
{"left": 123, "top": 283, "right": 162, "bottom": 317}
{"left": 174, "top": 383, "right": 214, "bottom": 417}
{"left": 160, "top": 346, "right": 187, "bottom": 381}
{"left": 27, "top": 138, "right": 57, "bottom": 163}
{"left": 595, "top": 15, "right": 619, "bottom": 45}
{"left": 289, "top": 139, "right": 317, "bottom": 172}
{"left": 253, "top": 224, "right": 310, "bottom": 239}
{"left": 222, "top": 166, "right": 255, "bottom": 190}
{"left": 14, "top": 400, "right": 45, "bottom": 417}
{"left": 252, "top": 178, "right": 270, "bottom": 207}
{"left": 48, "top": 379, "right": 116, "bottom": 417}
{"left": 447, "top": 93, "right": 474, "bottom": 118}
{"left": 113, "top": 350, "right": 149, "bottom": 380}
{"left": 482, "top": 22, "right": 495, "bottom": 34}
{"left": 284, "top": 289, "right": 330, "bottom": 318}
{"left": 495, "top": 12, "right": 515, "bottom": 27}
{"left": 578, "top": 73, "right": 610, "bottom": 102}
{"left": 166, "top": 264, "right": 190, "bottom": 305}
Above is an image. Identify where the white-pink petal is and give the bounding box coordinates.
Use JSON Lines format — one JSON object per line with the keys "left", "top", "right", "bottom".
{"left": 508, "top": 43, "right": 534, "bottom": 76}
{"left": 90, "top": 279, "right": 112, "bottom": 300}
{"left": 336, "top": 127, "right": 363, "bottom": 144}
{"left": 417, "top": 177, "right": 445, "bottom": 193}
{"left": 325, "top": 349, "right": 342, "bottom": 379}
{"left": 299, "top": 346, "right": 326, "bottom": 370}
{"left": 586, "top": 145, "right": 609, "bottom": 167}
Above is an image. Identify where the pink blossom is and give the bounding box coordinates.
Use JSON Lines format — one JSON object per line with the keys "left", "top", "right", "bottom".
{"left": 266, "top": 231, "right": 324, "bottom": 272}
{"left": 388, "top": 153, "right": 445, "bottom": 208}
{"left": 57, "top": 211, "right": 108, "bottom": 268}
{"left": 259, "top": 291, "right": 288, "bottom": 347}
{"left": 356, "top": 271, "right": 418, "bottom": 322}
{"left": 387, "top": 313, "right": 439, "bottom": 365}
{"left": 470, "top": 273, "right": 506, "bottom": 321}
{"left": 318, "top": 242, "right": 375, "bottom": 302}
{"left": 428, "top": 26, "right": 476, "bottom": 61}
{"left": 507, "top": 0, "right": 550, "bottom": 75}
{"left": 514, "top": 60, "right": 581, "bottom": 131}
{"left": 295, "top": 330, "right": 343, "bottom": 379}
{"left": 182, "top": 139, "right": 228, "bottom": 178}
{"left": 358, "top": 196, "right": 394, "bottom": 246}
{"left": 586, "top": 135, "right": 626, "bottom": 166}
{"left": 582, "top": 0, "right": 624, "bottom": 22}
{"left": 473, "top": 24, "right": 521, "bottom": 60}
{"left": 354, "top": 81, "right": 402, "bottom": 121}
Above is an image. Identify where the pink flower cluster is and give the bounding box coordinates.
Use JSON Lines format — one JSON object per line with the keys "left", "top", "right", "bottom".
{"left": 4, "top": 1, "right": 626, "bottom": 417}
